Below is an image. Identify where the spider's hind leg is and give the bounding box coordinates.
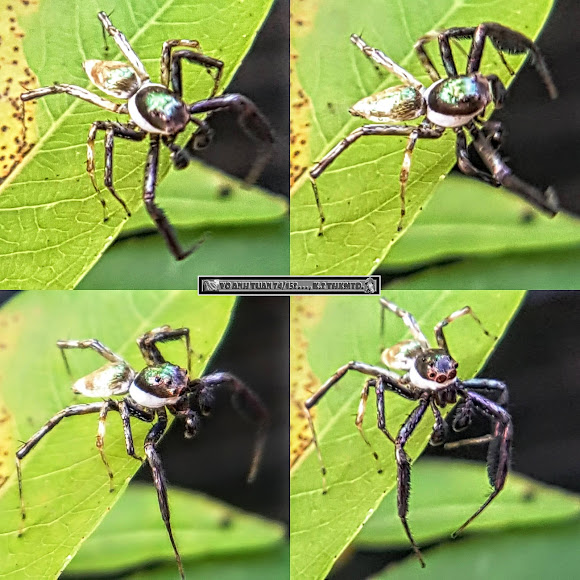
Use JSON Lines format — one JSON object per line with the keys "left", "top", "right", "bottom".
{"left": 395, "top": 397, "right": 430, "bottom": 567}
{"left": 87, "top": 121, "right": 146, "bottom": 221}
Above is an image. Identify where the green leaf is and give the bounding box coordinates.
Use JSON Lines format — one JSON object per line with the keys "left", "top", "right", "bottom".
{"left": 123, "top": 163, "right": 287, "bottom": 233}
{"left": 128, "top": 543, "right": 290, "bottom": 580}
{"left": 290, "top": 0, "right": 556, "bottom": 275}
{"left": 385, "top": 174, "right": 580, "bottom": 269}
{"left": 290, "top": 291, "right": 525, "bottom": 580}
{"left": 0, "top": 0, "right": 274, "bottom": 289}
{"left": 67, "top": 484, "right": 285, "bottom": 573}
{"left": 372, "top": 519, "right": 580, "bottom": 579}
{"left": 0, "top": 291, "right": 236, "bottom": 578}
{"left": 78, "top": 219, "right": 289, "bottom": 288}
{"left": 385, "top": 247, "right": 580, "bottom": 289}
{"left": 357, "top": 459, "right": 580, "bottom": 547}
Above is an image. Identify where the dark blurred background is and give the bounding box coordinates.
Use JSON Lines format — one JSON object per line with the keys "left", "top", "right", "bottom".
{"left": 331, "top": 291, "right": 580, "bottom": 579}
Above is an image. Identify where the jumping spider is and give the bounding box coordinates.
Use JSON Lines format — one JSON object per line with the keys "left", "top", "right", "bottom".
{"left": 310, "top": 22, "right": 559, "bottom": 235}
{"left": 20, "top": 12, "right": 274, "bottom": 260}
{"left": 15, "top": 326, "right": 269, "bottom": 580}
{"left": 304, "top": 298, "right": 511, "bottom": 567}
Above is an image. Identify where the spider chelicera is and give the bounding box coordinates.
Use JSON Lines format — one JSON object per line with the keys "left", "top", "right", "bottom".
{"left": 15, "top": 326, "right": 269, "bottom": 580}
{"left": 20, "top": 12, "right": 274, "bottom": 260}
{"left": 310, "top": 22, "right": 559, "bottom": 235}
{"left": 304, "top": 298, "right": 512, "bottom": 567}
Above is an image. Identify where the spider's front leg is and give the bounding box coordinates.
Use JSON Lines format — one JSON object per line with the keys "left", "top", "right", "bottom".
{"left": 453, "top": 388, "right": 512, "bottom": 537}
{"left": 194, "top": 372, "right": 269, "bottom": 483}
{"left": 394, "top": 396, "right": 430, "bottom": 567}
{"left": 188, "top": 94, "right": 275, "bottom": 186}
{"left": 464, "top": 23, "right": 558, "bottom": 99}
{"left": 137, "top": 326, "right": 192, "bottom": 371}
{"left": 87, "top": 121, "right": 146, "bottom": 220}
{"left": 142, "top": 407, "right": 185, "bottom": 580}
{"left": 161, "top": 40, "right": 224, "bottom": 98}
{"left": 143, "top": 135, "right": 207, "bottom": 260}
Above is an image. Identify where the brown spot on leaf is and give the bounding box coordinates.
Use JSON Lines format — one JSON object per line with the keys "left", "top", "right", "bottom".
{"left": 290, "top": 296, "right": 327, "bottom": 468}
{"left": 0, "top": 0, "right": 38, "bottom": 180}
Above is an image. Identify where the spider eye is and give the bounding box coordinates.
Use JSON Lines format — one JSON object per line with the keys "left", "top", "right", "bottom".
{"left": 153, "top": 375, "right": 161, "bottom": 384}
{"left": 454, "top": 362, "right": 459, "bottom": 369}
{"left": 428, "top": 371, "right": 436, "bottom": 379}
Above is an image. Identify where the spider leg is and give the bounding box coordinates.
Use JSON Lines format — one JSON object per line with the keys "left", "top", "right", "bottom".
{"left": 95, "top": 399, "right": 122, "bottom": 491}
{"left": 188, "top": 95, "right": 274, "bottom": 186}
{"left": 20, "top": 83, "right": 126, "bottom": 114}
{"left": 163, "top": 117, "right": 215, "bottom": 170}
{"left": 375, "top": 374, "right": 417, "bottom": 444}
{"left": 118, "top": 399, "right": 147, "bottom": 461}
{"left": 56, "top": 338, "right": 135, "bottom": 396}
{"left": 15, "top": 401, "right": 108, "bottom": 527}
{"left": 136, "top": 326, "right": 191, "bottom": 371}
{"left": 161, "top": 41, "right": 224, "bottom": 98}
{"left": 143, "top": 408, "right": 185, "bottom": 580}
{"left": 351, "top": 34, "right": 424, "bottom": 90}
{"left": 468, "top": 124, "right": 560, "bottom": 216}
{"left": 57, "top": 338, "right": 128, "bottom": 373}
{"left": 462, "top": 378, "right": 508, "bottom": 405}
{"left": 194, "top": 372, "right": 269, "bottom": 483}
{"left": 354, "top": 378, "right": 382, "bottom": 464}
{"left": 452, "top": 389, "right": 512, "bottom": 537}
{"left": 445, "top": 378, "right": 508, "bottom": 448}
{"left": 395, "top": 397, "right": 430, "bottom": 568}
{"left": 143, "top": 135, "right": 206, "bottom": 260}
{"left": 310, "top": 123, "right": 444, "bottom": 235}
{"left": 97, "top": 12, "right": 149, "bottom": 82}
{"left": 465, "top": 23, "right": 557, "bottom": 99}
{"left": 305, "top": 361, "right": 409, "bottom": 490}
{"left": 380, "top": 298, "right": 430, "bottom": 351}
{"left": 455, "top": 127, "right": 501, "bottom": 186}
{"left": 434, "top": 304, "right": 496, "bottom": 354}
{"left": 86, "top": 121, "right": 146, "bottom": 220}
{"left": 429, "top": 401, "right": 447, "bottom": 446}
{"left": 414, "top": 31, "right": 445, "bottom": 82}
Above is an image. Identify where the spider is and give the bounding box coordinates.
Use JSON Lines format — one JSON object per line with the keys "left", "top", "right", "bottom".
{"left": 20, "top": 12, "right": 274, "bottom": 260}
{"left": 309, "top": 22, "right": 559, "bottom": 235}
{"left": 304, "top": 297, "right": 511, "bottom": 567}
{"left": 15, "top": 326, "right": 269, "bottom": 580}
